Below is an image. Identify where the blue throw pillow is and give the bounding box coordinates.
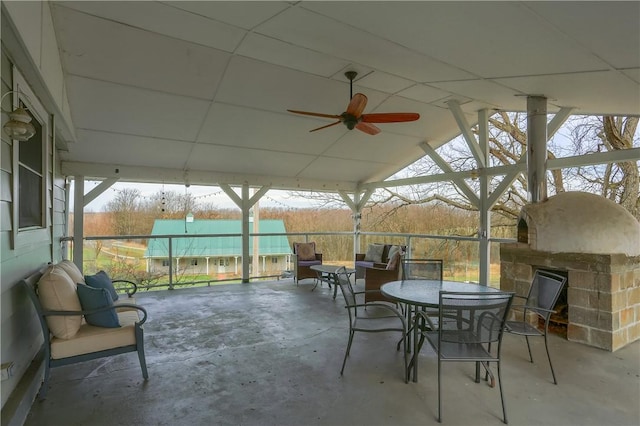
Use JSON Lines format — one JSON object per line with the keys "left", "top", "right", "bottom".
{"left": 85, "top": 270, "right": 119, "bottom": 301}
{"left": 77, "top": 284, "right": 120, "bottom": 328}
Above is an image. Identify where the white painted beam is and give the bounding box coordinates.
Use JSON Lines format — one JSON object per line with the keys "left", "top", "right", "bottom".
{"left": 84, "top": 178, "right": 119, "bottom": 206}
{"left": 60, "top": 161, "right": 358, "bottom": 193}
{"left": 447, "top": 100, "right": 485, "bottom": 167}
{"left": 420, "top": 142, "right": 480, "bottom": 207}
{"left": 548, "top": 147, "right": 640, "bottom": 169}
{"left": 548, "top": 107, "right": 575, "bottom": 139}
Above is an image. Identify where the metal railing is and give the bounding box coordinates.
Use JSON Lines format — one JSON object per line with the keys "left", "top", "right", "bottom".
{"left": 62, "top": 231, "right": 515, "bottom": 291}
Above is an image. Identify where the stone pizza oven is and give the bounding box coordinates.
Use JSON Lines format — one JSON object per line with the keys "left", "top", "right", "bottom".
{"left": 500, "top": 191, "right": 640, "bottom": 351}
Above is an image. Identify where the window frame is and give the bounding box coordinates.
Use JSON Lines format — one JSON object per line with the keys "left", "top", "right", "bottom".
{"left": 11, "top": 68, "right": 50, "bottom": 249}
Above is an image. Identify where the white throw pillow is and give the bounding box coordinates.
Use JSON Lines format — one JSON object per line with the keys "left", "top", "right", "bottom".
{"left": 387, "top": 245, "right": 401, "bottom": 263}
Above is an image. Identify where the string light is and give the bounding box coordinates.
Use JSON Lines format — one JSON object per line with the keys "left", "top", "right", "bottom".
{"left": 161, "top": 182, "right": 166, "bottom": 212}
{"left": 107, "top": 186, "right": 301, "bottom": 210}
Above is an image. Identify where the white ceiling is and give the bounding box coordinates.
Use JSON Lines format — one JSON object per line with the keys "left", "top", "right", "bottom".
{"left": 49, "top": 1, "right": 640, "bottom": 192}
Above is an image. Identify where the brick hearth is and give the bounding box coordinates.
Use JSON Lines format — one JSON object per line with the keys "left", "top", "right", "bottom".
{"left": 500, "top": 243, "right": 640, "bottom": 351}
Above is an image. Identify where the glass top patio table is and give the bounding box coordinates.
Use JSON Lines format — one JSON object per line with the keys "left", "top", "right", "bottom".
{"left": 381, "top": 279, "right": 500, "bottom": 308}
{"left": 310, "top": 265, "right": 356, "bottom": 299}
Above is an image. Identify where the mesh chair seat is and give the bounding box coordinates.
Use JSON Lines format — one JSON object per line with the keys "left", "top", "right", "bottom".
{"left": 505, "top": 320, "right": 543, "bottom": 336}
{"left": 424, "top": 330, "right": 495, "bottom": 360}
{"left": 352, "top": 305, "right": 407, "bottom": 332}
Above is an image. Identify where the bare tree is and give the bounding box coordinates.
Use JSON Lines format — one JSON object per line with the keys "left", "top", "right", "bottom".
{"left": 357, "top": 113, "right": 639, "bottom": 224}
{"left": 105, "top": 188, "right": 142, "bottom": 236}
{"left": 567, "top": 116, "right": 639, "bottom": 218}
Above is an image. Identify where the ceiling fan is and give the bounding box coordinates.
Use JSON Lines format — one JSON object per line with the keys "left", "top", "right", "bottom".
{"left": 287, "top": 71, "right": 420, "bottom": 135}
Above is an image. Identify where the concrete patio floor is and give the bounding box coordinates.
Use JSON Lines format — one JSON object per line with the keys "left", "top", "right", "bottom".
{"left": 24, "top": 279, "right": 639, "bottom": 426}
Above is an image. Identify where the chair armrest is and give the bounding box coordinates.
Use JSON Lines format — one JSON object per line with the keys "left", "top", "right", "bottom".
{"left": 355, "top": 253, "right": 366, "bottom": 261}
{"left": 365, "top": 266, "right": 397, "bottom": 276}
{"left": 510, "top": 304, "right": 556, "bottom": 320}
{"left": 350, "top": 302, "right": 406, "bottom": 323}
{"left": 315, "top": 253, "right": 323, "bottom": 261}
{"left": 43, "top": 304, "right": 148, "bottom": 326}
{"left": 112, "top": 279, "right": 138, "bottom": 297}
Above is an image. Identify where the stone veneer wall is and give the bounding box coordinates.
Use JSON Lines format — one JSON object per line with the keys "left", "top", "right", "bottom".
{"left": 500, "top": 243, "right": 640, "bottom": 351}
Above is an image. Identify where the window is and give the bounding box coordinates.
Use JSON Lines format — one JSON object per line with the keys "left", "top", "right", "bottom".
{"left": 271, "top": 257, "right": 278, "bottom": 264}
{"left": 18, "top": 105, "right": 43, "bottom": 228}
{"left": 162, "top": 260, "right": 170, "bottom": 267}
{"left": 10, "top": 68, "right": 49, "bottom": 248}
{"left": 190, "top": 259, "right": 198, "bottom": 266}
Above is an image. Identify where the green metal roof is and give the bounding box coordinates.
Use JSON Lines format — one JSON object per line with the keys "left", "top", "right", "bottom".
{"left": 144, "top": 219, "right": 291, "bottom": 258}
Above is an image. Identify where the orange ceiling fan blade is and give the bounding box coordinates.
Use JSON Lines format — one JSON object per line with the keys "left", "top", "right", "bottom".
{"left": 361, "top": 112, "right": 420, "bottom": 123}
{"left": 309, "top": 120, "right": 342, "bottom": 132}
{"left": 287, "top": 109, "right": 342, "bottom": 120}
{"left": 346, "top": 93, "right": 368, "bottom": 117}
{"left": 355, "top": 122, "right": 381, "bottom": 135}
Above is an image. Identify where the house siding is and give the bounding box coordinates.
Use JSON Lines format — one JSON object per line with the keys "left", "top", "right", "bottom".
{"left": 0, "top": 2, "right": 73, "bottom": 421}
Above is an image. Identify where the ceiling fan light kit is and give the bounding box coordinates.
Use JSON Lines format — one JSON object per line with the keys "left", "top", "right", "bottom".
{"left": 288, "top": 71, "right": 419, "bottom": 135}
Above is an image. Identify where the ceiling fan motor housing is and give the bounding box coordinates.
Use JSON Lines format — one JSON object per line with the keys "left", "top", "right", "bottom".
{"left": 341, "top": 113, "right": 359, "bottom": 130}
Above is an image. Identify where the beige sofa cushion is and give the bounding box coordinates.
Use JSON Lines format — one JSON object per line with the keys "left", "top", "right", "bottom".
{"left": 38, "top": 265, "right": 82, "bottom": 339}
{"left": 50, "top": 310, "right": 140, "bottom": 359}
{"left": 58, "top": 260, "right": 85, "bottom": 284}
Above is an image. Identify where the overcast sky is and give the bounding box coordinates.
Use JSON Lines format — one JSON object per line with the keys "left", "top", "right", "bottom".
{"left": 72, "top": 181, "right": 316, "bottom": 212}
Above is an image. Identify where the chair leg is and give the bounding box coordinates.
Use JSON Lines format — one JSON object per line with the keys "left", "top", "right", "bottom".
{"left": 412, "top": 328, "right": 426, "bottom": 383}
{"left": 136, "top": 326, "right": 149, "bottom": 379}
{"left": 38, "top": 361, "right": 51, "bottom": 400}
{"left": 340, "top": 330, "right": 355, "bottom": 375}
{"left": 138, "top": 346, "right": 149, "bottom": 380}
{"left": 497, "top": 361, "right": 508, "bottom": 424}
{"left": 401, "top": 331, "right": 408, "bottom": 384}
{"left": 543, "top": 332, "right": 558, "bottom": 384}
{"left": 525, "top": 335, "right": 533, "bottom": 363}
{"left": 437, "top": 358, "right": 442, "bottom": 423}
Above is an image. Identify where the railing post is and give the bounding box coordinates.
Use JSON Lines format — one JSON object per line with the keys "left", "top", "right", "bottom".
{"left": 168, "top": 237, "right": 174, "bottom": 290}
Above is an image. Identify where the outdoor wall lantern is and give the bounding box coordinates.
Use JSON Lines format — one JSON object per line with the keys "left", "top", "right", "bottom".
{"left": 1, "top": 91, "right": 36, "bottom": 141}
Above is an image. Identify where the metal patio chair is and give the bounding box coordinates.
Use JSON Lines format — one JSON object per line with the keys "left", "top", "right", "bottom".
{"left": 399, "top": 259, "right": 444, "bottom": 349}
{"left": 414, "top": 290, "right": 514, "bottom": 423}
{"left": 505, "top": 269, "right": 567, "bottom": 384}
{"left": 334, "top": 266, "right": 408, "bottom": 382}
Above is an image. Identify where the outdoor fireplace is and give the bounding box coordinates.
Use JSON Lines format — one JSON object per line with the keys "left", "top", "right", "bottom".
{"left": 500, "top": 192, "right": 640, "bottom": 351}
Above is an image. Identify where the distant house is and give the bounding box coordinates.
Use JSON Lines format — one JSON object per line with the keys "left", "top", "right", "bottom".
{"left": 144, "top": 218, "right": 292, "bottom": 277}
